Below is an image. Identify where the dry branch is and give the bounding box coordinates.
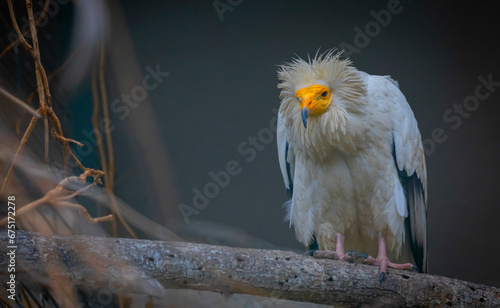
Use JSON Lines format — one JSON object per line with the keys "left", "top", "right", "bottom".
{"left": 0, "top": 0, "right": 50, "bottom": 58}
{"left": 0, "top": 175, "right": 108, "bottom": 228}
{"left": 1, "top": 231, "right": 499, "bottom": 307}
{"left": 1, "top": 0, "right": 106, "bottom": 195}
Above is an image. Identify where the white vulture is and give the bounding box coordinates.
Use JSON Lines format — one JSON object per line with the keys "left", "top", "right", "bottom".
{"left": 276, "top": 51, "right": 427, "bottom": 281}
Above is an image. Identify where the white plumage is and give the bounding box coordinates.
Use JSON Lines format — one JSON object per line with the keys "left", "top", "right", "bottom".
{"left": 277, "top": 51, "right": 427, "bottom": 274}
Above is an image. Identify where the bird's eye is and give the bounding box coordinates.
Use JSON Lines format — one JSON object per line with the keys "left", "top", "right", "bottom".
{"left": 321, "top": 91, "right": 328, "bottom": 97}
{"left": 296, "top": 96, "right": 302, "bottom": 102}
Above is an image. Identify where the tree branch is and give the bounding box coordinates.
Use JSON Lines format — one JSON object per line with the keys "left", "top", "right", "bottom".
{"left": 1, "top": 231, "right": 499, "bottom": 307}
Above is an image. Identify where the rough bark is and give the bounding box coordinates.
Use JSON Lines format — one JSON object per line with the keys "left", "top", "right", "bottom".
{"left": 1, "top": 231, "right": 499, "bottom": 307}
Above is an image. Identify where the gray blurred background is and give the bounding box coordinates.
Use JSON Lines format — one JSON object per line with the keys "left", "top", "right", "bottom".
{"left": 2, "top": 0, "right": 500, "bottom": 290}
{"left": 119, "top": 0, "right": 500, "bottom": 286}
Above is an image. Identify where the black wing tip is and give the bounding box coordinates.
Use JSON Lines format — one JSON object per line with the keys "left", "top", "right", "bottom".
{"left": 307, "top": 234, "right": 319, "bottom": 251}
{"left": 393, "top": 138, "right": 427, "bottom": 274}
{"left": 286, "top": 187, "right": 293, "bottom": 199}
{"left": 403, "top": 173, "right": 427, "bottom": 274}
{"left": 285, "top": 141, "right": 293, "bottom": 195}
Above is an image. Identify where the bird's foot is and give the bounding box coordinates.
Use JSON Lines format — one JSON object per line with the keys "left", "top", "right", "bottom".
{"left": 356, "top": 254, "right": 418, "bottom": 284}
{"left": 305, "top": 249, "right": 356, "bottom": 262}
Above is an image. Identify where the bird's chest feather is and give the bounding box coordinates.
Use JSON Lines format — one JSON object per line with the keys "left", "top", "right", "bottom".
{"left": 290, "top": 144, "right": 397, "bottom": 248}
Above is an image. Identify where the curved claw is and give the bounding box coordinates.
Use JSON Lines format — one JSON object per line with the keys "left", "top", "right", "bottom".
{"left": 379, "top": 272, "right": 386, "bottom": 285}
{"left": 345, "top": 250, "right": 356, "bottom": 263}
{"left": 412, "top": 265, "right": 421, "bottom": 273}
{"left": 355, "top": 253, "right": 368, "bottom": 260}
{"left": 304, "top": 250, "right": 317, "bottom": 257}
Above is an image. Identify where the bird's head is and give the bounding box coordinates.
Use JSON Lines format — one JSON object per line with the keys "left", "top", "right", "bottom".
{"left": 277, "top": 50, "right": 369, "bottom": 158}
{"left": 296, "top": 84, "right": 332, "bottom": 128}
{"left": 277, "top": 50, "right": 366, "bottom": 131}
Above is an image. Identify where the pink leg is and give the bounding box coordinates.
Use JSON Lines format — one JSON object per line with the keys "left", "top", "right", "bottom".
{"left": 361, "top": 234, "right": 416, "bottom": 282}
{"left": 335, "top": 233, "right": 347, "bottom": 260}
{"left": 308, "top": 234, "right": 355, "bottom": 262}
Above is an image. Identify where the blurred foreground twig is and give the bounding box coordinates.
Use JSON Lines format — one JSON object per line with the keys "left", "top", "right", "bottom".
{"left": 0, "top": 173, "right": 110, "bottom": 228}
{"left": 1, "top": 0, "right": 105, "bottom": 196}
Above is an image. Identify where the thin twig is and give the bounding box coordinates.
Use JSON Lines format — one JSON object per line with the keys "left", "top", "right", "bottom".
{"left": 0, "top": 175, "right": 107, "bottom": 228}
{"left": 44, "top": 114, "right": 49, "bottom": 163}
{"left": 0, "top": 195, "right": 48, "bottom": 227}
{"left": 0, "top": 0, "right": 50, "bottom": 58}
{"left": 92, "top": 66, "right": 108, "bottom": 185}
{"left": 57, "top": 183, "right": 95, "bottom": 201}
{"left": 6, "top": 0, "right": 34, "bottom": 56}
{"left": 46, "top": 109, "right": 69, "bottom": 168}
{"left": 1, "top": 1, "right": 47, "bottom": 195}
{"left": 91, "top": 63, "right": 113, "bottom": 226}
{"left": 26, "top": 0, "right": 52, "bottom": 167}
{"left": 98, "top": 42, "right": 116, "bottom": 236}
{"left": 0, "top": 111, "right": 39, "bottom": 195}
{"left": 99, "top": 43, "right": 115, "bottom": 189}
{"left": 2, "top": 1, "right": 111, "bottom": 241}
{"left": 98, "top": 41, "right": 137, "bottom": 239}
{"left": 77, "top": 168, "right": 105, "bottom": 185}
{"left": 51, "top": 132, "right": 84, "bottom": 147}
{"left": 0, "top": 86, "right": 41, "bottom": 118}
{"left": 23, "top": 46, "right": 80, "bottom": 109}
{"left": 93, "top": 214, "right": 114, "bottom": 224}
{"left": 53, "top": 201, "right": 114, "bottom": 225}
{"left": 67, "top": 150, "right": 86, "bottom": 171}
{"left": 38, "top": 62, "right": 52, "bottom": 107}
{"left": 1, "top": 0, "right": 62, "bottom": 194}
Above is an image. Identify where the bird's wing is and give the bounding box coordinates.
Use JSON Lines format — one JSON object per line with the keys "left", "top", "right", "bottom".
{"left": 379, "top": 76, "right": 428, "bottom": 273}
{"left": 277, "top": 108, "right": 319, "bottom": 248}
{"left": 277, "top": 108, "right": 294, "bottom": 197}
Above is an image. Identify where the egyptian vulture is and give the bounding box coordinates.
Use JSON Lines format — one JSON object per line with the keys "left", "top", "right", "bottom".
{"left": 276, "top": 51, "right": 427, "bottom": 281}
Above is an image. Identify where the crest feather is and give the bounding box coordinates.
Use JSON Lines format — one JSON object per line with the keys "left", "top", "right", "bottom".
{"left": 277, "top": 49, "right": 369, "bottom": 160}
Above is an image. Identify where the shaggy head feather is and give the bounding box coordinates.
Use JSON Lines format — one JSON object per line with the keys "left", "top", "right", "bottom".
{"left": 277, "top": 50, "right": 371, "bottom": 161}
